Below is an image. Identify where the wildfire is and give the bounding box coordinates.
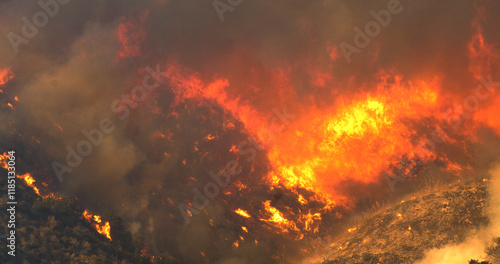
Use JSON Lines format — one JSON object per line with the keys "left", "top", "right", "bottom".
{"left": 81, "top": 210, "right": 112, "bottom": 240}
{"left": 17, "top": 173, "right": 41, "bottom": 196}
{"left": 82, "top": 210, "right": 92, "bottom": 221}
{"left": 162, "top": 62, "right": 447, "bottom": 237}
{"left": 260, "top": 200, "right": 299, "bottom": 234}
{"left": 117, "top": 11, "right": 148, "bottom": 59}
{"left": 0, "top": 67, "right": 14, "bottom": 87}
{"left": 1, "top": 152, "right": 60, "bottom": 199}
{"left": 267, "top": 76, "right": 440, "bottom": 205}
{"left": 234, "top": 208, "right": 251, "bottom": 218}
{"left": 0, "top": 152, "right": 9, "bottom": 169}
{"left": 162, "top": 63, "right": 267, "bottom": 137}
{"left": 298, "top": 194, "right": 307, "bottom": 205}
{"left": 303, "top": 212, "right": 321, "bottom": 233}
{"left": 467, "top": 4, "right": 497, "bottom": 79}
{"left": 17, "top": 173, "right": 61, "bottom": 199}
{"left": 126, "top": 3, "right": 499, "bottom": 252}
{"left": 470, "top": 4, "right": 500, "bottom": 137}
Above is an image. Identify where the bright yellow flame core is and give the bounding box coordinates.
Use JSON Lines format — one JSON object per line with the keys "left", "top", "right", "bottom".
{"left": 81, "top": 210, "right": 112, "bottom": 240}
{"left": 234, "top": 209, "right": 251, "bottom": 218}
{"left": 267, "top": 79, "right": 440, "bottom": 207}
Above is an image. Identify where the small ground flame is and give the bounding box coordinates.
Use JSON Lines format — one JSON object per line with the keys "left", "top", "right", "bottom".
{"left": 234, "top": 208, "right": 251, "bottom": 218}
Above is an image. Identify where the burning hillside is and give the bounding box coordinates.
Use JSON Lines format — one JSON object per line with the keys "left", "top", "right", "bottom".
{"left": 0, "top": 0, "right": 499, "bottom": 263}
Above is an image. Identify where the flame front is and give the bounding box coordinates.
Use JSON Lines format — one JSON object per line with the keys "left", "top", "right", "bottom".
{"left": 267, "top": 77, "right": 440, "bottom": 204}
{"left": 1, "top": 153, "right": 60, "bottom": 200}
{"left": 81, "top": 210, "right": 112, "bottom": 240}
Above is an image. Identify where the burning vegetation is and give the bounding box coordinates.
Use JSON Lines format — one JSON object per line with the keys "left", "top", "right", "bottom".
{"left": 82, "top": 210, "right": 112, "bottom": 241}
{"left": 0, "top": 0, "right": 499, "bottom": 263}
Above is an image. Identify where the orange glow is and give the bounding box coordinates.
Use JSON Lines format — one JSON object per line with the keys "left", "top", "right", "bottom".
{"left": 0, "top": 152, "right": 64, "bottom": 200}
{"left": 302, "top": 212, "right": 321, "bottom": 233}
{"left": 260, "top": 200, "right": 299, "bottom": 234}
{"left": 17, "top": 174, "right": 41, "bottom": 196}
{"left": 163, "top": 63, "right": 268, "bottom": 137}
{"left": 469, "top": 5, "right": 500, "bottom": 136}
{"left": 467, "top": 4, "right": 498, "bottom": 79}
{"left": 14, "top": 171, "right": 62, "bottom": 200}
{"left": 0, "top": 152, "right": 9, "bottom": 169}
{"left": 298, "top": 194, "right": 307, "bottom": 205}
{"left": 82, "top": 210, "right": 93, "bottom": 221}
{"left": 162, "top": 62, "right": 449, "bottom": 236}
{"left": 1, "top": 153, "right": 61, "bottom": 200}
{"left": 475, "top": 97, "right": 500, "bottom": 136}
{"left": 94, "top": 215, "right": 101, "bottom": 223}
{"left": 81, "top": 210, "right": 112, "bottom": 240}
{"left": 55, "top": 123, "right": 63, "bottom": 132}
{"left": 117, "top": 11, "right": 148, "bottom": 59}
{"left": 152, "top": 4, "right": 496, "bottom": 242}
{"left": 234, "top": 209, "right": 251, "bottom": 218}
{"left": 267, "top": 76, "right": 440, "bottom": 205}
{"left": 0, "top": 67, "right": 14, "bottom": 86}
{"left": 95, "top": 221, "right": 112, "bottom": 240}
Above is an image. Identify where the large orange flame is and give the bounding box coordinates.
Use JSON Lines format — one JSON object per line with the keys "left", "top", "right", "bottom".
{"left": 266, "top": 75, "right": 441, "bottom": 205}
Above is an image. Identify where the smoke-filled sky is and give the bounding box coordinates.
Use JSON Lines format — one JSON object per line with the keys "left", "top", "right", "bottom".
{"left": 1, "top": 0, "right": 499, "bottom": 263}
